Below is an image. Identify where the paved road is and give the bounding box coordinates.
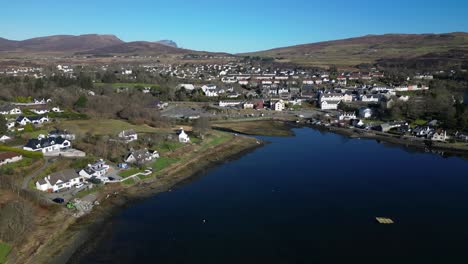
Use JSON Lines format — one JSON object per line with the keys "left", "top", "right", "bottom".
{"left": 22, "top": 158, "right": 49, "bottom": 190}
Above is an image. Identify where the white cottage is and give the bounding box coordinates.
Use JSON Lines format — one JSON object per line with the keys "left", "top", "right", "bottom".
{"left": 178, "top": 128, "right": 190, "bottom": 143}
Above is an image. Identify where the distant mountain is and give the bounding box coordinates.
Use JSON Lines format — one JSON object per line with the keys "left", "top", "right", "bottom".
{"left": 0, "top": 34, "right": 124, "bottom": 52}
{"left": 156, "top": 40, "right": 178, "bottom": 48}
{"left": 78, "top": 41, "right": 188, "bottom": 55}
{"left": 241, "top": 32, "right": 468, "bottom": 67}
{"left": 0, "top": 35, "right": 226, "bottom": 57}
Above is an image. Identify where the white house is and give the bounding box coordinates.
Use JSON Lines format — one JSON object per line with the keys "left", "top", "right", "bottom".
{"left": 177, "top": 84, "right": 195, "bottom": 91}
{"left": 23, "top": 136, "right": 71, "bottom": 153}
{"left": 0, "top": 152, "right": 23, "bottom": 167}
{"left": 320, "top": 100, "right": 340, "bottom": 110}
{"left": 201, "top": 85, "right": 218, "bottom": 97}
{"left": 271, "top": 100, "right": 285, "bottom": 111}
{"left": 361, "top": 94, "right": 380, "bottom": 103}
{"left": 178, "top": 128, "right": 190, "bottom": 143}
{"left": 118, "top": 130, "right": 138, "bottom": 143}
{"left": 0, "top": 105, "right": 22, "bottom": 115}
{"left": 79, "top": 159, "right": 110, "bottom": 178}
{"left": 125, "top": 149, "right": 160, "bottom": 164}
{"left": 338, "top": 112, "right": 357, "bottom": 121}
{"left": 358, "top": 107, "right": 373, "bottom": 119}
{"left": 0, "top": 135, "right": 11, "bottom": 142}
{"left": 320, "top": 93, "right": 352, "bottom": 103}
{"left": 51, "top": 107, "right": 64, "bottom": 113}
{"left": 48, "top": 129, "right": 76, "bottom": 141}
{"left": 36, "top": 169, "right": 84, "bottom": 192}
{"left": 31, "top": 108, "right": 49, "bottom": 115}
{"left": 243, "top": 102, "right": 254, "bottom": 109}
{"left": 431, "top": 130, "right": 449, "bottom": 142}
{"left": 16, "top": 116, "right": 49, "bottom": 126}
{"left": 219, "top": 101, "right": 242, "bottom": 107}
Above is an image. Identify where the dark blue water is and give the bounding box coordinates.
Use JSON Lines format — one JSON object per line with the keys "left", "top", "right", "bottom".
{"left": 74, "top": 128, "right": 468, "bottom": 264}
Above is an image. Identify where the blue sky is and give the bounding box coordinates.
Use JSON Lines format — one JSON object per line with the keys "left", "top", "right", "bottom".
{"left": 1, "top": 0, "right": 467, "bottom": 53}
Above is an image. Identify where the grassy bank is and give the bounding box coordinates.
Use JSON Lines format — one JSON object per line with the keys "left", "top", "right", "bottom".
{"left": 212, "top": 120, "right": 293, "bottom": 137}
{"left": 0, "top": 242, "right": 11, "bottom": 264}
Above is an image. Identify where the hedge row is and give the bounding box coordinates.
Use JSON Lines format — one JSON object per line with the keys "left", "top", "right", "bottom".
{"left": 0, "top": 145, "right": 43, "bottom": 159}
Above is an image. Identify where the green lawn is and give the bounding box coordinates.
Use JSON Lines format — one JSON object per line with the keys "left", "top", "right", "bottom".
{"left": 118, "top": 168, "right": 144, "bottom": 178}
{"left": 413, "top": 119, "right": 428, "bottom": 126}
{"left": 151, "top": 157, "right": 179, "bottom": 171}
{"left": 0, "top": 242, "right": 11, "bottom": 264}
{"left": 122, "top": 178, "right": 136, "bottom": 185}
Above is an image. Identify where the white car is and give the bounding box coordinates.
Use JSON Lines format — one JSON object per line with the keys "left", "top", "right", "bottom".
{"left": 75, "top": 183, "right": 84, "bottom": 189}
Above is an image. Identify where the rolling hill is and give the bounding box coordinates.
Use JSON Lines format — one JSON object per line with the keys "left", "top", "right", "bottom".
{"left": 0, "top": 34, "right": 124, "bottom": 52}
{"left": 241, "top": 33, "right": 468, "bottom": 67}
{"left": 0, "top": 34, "right": 229, "bottom": 58}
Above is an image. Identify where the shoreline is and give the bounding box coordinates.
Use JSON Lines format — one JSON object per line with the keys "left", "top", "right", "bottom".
{"left": 18, "top": 134, "right": 264, "bottom": 264}
{"left": 12, "top": 121, "right": 467, "bottom": 264}
{"left": 318, "top": 125, "right": 468, "bottom": 157}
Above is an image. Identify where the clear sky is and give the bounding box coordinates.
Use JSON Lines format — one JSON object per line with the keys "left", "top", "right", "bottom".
{"left": 1, "top": 0, "right": 467, "bottom": 53}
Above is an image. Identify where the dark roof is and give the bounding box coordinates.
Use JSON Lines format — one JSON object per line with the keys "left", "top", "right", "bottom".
{"left": 0, "top": 104, "right": 17, "bottom": 111}
{"left": 25, "top": 137, "right": 66, "bottom": 150}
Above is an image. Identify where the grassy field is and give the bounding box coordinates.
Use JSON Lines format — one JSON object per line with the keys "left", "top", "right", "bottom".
{"left": 59, "top": 119, "right": 167, "bottom": 136}
{"left": 118, "top": 167, "right": 145, "bottom": 178}
{"left": 212, "top": 120, "right": 292, "bottom": 137}
{"left": 0, "top": 242, "right": 11, "bottom": 264}
{"left": 152, "top": 157, "right": 180, "bottom": 172}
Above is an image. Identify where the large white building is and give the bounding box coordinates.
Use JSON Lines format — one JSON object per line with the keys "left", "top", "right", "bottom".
{"left": 36, "top": 169, "right": 84, "bottom": 192}
{"left": 23, "top": 136, "right": 71, "bottom": 153}
{"left": 320, "top": 100, "right": 340, "bottom": 110}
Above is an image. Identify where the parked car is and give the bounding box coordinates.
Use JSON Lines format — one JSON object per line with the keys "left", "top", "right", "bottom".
{"left": 75, "top": 183, "right": 84, "bottom": 189}
{"left": 108, "top": 176, "right": 116, "bottom": 181}
{"left": 52, "top": 197, "right": 65, "bottom": 204}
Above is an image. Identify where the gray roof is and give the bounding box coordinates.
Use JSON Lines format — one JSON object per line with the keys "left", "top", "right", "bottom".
{"left": 38, "top": 169, "right": 79, "bottom": 185}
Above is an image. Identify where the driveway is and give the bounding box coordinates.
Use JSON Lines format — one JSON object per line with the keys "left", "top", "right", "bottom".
{"left": 22, "top": 157, "right": 49, "bottom": 190}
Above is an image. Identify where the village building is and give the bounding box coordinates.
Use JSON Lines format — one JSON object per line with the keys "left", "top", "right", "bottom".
{"left": 16, "top": 115, "right": 49, "bottom": 126}
{"left": 31, "top": 108, "right": 49, "bottom": 115}
{"left": 271, "top": 100, "right": 285, "bottom": 111}
{"left": 320, "top": 100, "right": 341, "bottom": 110}
{"left": 0, "top": 151, "right": 23, "bottom": 167}
{"left": 0, "top": 105, "right": 22, "bottom": 115}
{"left": 219, "top": 101, "right": 242, "bottom": 107}
{"left": 178, "top": 128, "right": 190, "bottom": 143}
{"left": 338, "top": 112, "right": 357, "bottom": 121}
{"left": 48, "top": 129, "right": 76, "bottom": 140}
{"left": 118, "top": 130, "right": 138, "bottom": 143}
{"left": 0, "top": 135, "right": 11, "bottom": 143}
{"left": 125, "top": 149, "right": 160, "bottom": 164}
{"left": 431, "top": 130, "right": 449, "bottom": 142}
{"left": 23, "top": 136, "right": 71, "bottom": 153}
{"left": 36, "top": 169, "right": 84, "bottom": 192}
{"left": 359, "top": 107, "right": 373, "bottom": 118}
{"left": 79, "top": 159, "right": 110, "bottom": 178}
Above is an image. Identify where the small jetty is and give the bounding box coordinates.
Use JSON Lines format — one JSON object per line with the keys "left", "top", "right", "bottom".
{"left": 376, "top": 217, "right": 394, "bottom": 224}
